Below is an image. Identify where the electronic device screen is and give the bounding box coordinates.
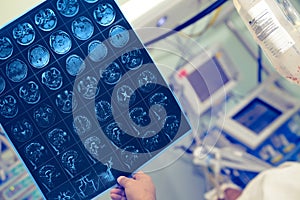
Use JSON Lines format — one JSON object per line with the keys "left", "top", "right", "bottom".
{"left": 186, "top": 56, "right": 229, "bottom": 102}
{"left": 232, "top": 98, "right": 282, "bottom": 134}
{"left": 0, "top": 0, "right": 191, "bottom": 199}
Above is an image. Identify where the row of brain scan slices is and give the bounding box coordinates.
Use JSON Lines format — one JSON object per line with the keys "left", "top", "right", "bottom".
{"left": 0, "top": 2, "right": 124, "bottom": 60}
{"left": 0, "top": 46, "right": 148, "bottom": 105}
{"left": 2, "top": 33, "right": 134, "bottom": 88}
{"left": 0, "top": 68, "right": 158, "bottom": 119}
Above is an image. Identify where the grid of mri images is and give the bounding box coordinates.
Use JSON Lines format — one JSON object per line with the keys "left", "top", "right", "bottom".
{"left": 0, "top": 0, "right": 191, "bottom": 199}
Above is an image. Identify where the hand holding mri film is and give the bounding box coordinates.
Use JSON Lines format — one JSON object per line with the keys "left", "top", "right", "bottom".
{"left": 0, "top": 1, "right": 191, "bottom": 199}
{"left": 110, "top": 172, "right": 156, "bottom": 200}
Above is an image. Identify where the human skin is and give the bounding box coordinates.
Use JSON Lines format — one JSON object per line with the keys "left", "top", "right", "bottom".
{"left": 110, "top": 171, "right": 156, "bottom": 200}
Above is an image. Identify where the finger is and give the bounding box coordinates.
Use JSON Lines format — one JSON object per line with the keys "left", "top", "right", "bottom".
{"left": 224, "top": 188, "right": 242, "bottom": 200}
{"left": 110, "top": 188, "right": 125, "bottom": 196}
{"left": 117, "top": 176, "right": 133, "bottom": 187}
{"left": 133, "top": 171, "right": 145, "bottom": 180}
{"left": 110, "top": 193, "right": 126, "bottom": 200}
{"left": 110, "top": 193, "right": 121, "bottom": 200}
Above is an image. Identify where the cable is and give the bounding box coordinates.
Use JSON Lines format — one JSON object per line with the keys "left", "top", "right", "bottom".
{"left": 185, "top": 6, "right": 223, "bottom": 38}
{"left": 258, "top": 46, "right": 263, "bottom": 83}
{"left": 145, "top": 0, "right": 229, "bottom": 46}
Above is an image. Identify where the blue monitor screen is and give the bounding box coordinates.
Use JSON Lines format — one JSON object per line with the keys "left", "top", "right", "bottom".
{"left": 0, "top": 0, "right": 191, "bottom": 199}
{"left": 232, "top": 98, "right": 282, "bottom": 134}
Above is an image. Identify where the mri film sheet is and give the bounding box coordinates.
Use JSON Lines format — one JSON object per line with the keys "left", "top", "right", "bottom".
{"left": 0, "top": 0, "right": 191, "bottom": 199}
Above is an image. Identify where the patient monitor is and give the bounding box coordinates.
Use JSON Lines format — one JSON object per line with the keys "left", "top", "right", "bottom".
{"left": 171, "top": 47, "right": 238, "bottom": 116}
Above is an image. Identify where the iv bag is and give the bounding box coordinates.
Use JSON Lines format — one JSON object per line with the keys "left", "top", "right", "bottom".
{"left": 233, "top": 0, "right": 300, "bottom": 84}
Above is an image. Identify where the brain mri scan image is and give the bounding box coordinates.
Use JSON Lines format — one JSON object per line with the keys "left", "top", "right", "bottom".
{"left": 28, "top": 44, "right": 50, "bottom": 69}
{"left": 74, "top": 172, "right": 100, "bottom": 198}
{"left": 97, "top": 158, "right": 115, "bottom": 185}
{"left": 41, "top": 67, "right": 63, "bottom": 90}
{"left": 141, "top": 131, "right": 161, "bottom": 152}
{"left": 84, "top": 136, "right": 105, "bottom": 159}
{"left": 150, "top": 92, "right": 169, "bottom": 107}
{"left": 19, "top": 81, "right": 41, "bottom": 104}
{"left": 100, "top": 62, "right": 122, "bottom": 85}
{"left": 57, "top": 0, "right": 79, "bottom": 17}
{"left": 49, "top": 30, "right": 72, "bottom": 55}
{"left": 138, "top": 70, "right": 157, "bottom": 93}
{"left": 93, "top": 3, "right": 116, "bottom": 26}
{"left": 95, "top": 100, "right": 113, "bottom": 122}
{"left": 35, "top": 8, "right": 57, "bottom": 31}
{"left": 77, "top": 76, "right": 99, "bottom": 99}
{"left": 72, "top": 16, "right": 94, "bottom": 41}
{"left": 149, "top": 104, "right": 167, "bottom": 122}
{"left": 0, "top": 76, "right": 5, "bottom": 94}
{"left": 88, "top": 40, "right": 108, "bottom": 62}
{"left": 66, "top": 54, "right": 86, "bottom": 76}
{"left": 116, "top": 85, "right": 136, "bottom": 107}
{"left": 0, "top": 95, "right": 18, "bottom": 118}
{"left": 109, "top": 25, "right": 129, "bottom": 48}
{"left": 39, "top": 165, "right": 61, "bottom": 191}
{"left": 121, "top": 146, "right": 139, "bottom": 170}
{"left": 73, "top": 115, "right": 92, "bottom": 135}
{"left": 0, "top": 0, "right": 191, "bottom": 198}
{"left": 61, "top": 150, "right": 81, "bottom": 176}
{"left": 11, "top": 119, "right": 34, "bottom": 142}
{"left": 6, "top": 59, "right": 28, "bottom": 82}
{"left": 47, "top": 128, "right": 70, "bottom": 155}
{"left": 25, "top": 142, "right": 46, "bottom": 169}
{"left": 12, "top": 22, "right": 35, "bottom": 45}
{"left": 105, "top": 122, "right": 126, "bottom": 146}
{"left": 49, "top": 190, "right": 77, "bottom": 200}
{"left": 130, "top": 107, "right": 150, "bottom": 127}
{"left": 121, "top": 48, "right": 143, "bottom": 70}
{"left": 56, "top": 90, "right": 77, "bottom": 113}
{"left": 163, "top": 115, "right": 180, "bottom": 142}
{"left": 33, "top": 104, "right": 56, "bottom": 128}
{"left": 0, "top": 37, "right": 13, "bottom": 60}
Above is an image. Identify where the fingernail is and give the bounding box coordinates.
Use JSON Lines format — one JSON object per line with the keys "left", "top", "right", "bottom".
{"left": 117, "top": 176, "right": 125, "bottom": 183}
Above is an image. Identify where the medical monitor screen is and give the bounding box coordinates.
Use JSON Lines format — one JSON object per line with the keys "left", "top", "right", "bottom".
{"left": 232, "top": 98, "right": 282, "bottom": 134}
{"left": 0, "top": 0, "right": 191, "bottom": 199}
{"left": 187, "top": 56, "right": 229, "bottom": 102}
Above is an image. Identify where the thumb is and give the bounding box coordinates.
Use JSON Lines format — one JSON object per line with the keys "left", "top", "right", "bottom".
{"left": 117, "top": 176, "right": 132, "bottom": 187}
